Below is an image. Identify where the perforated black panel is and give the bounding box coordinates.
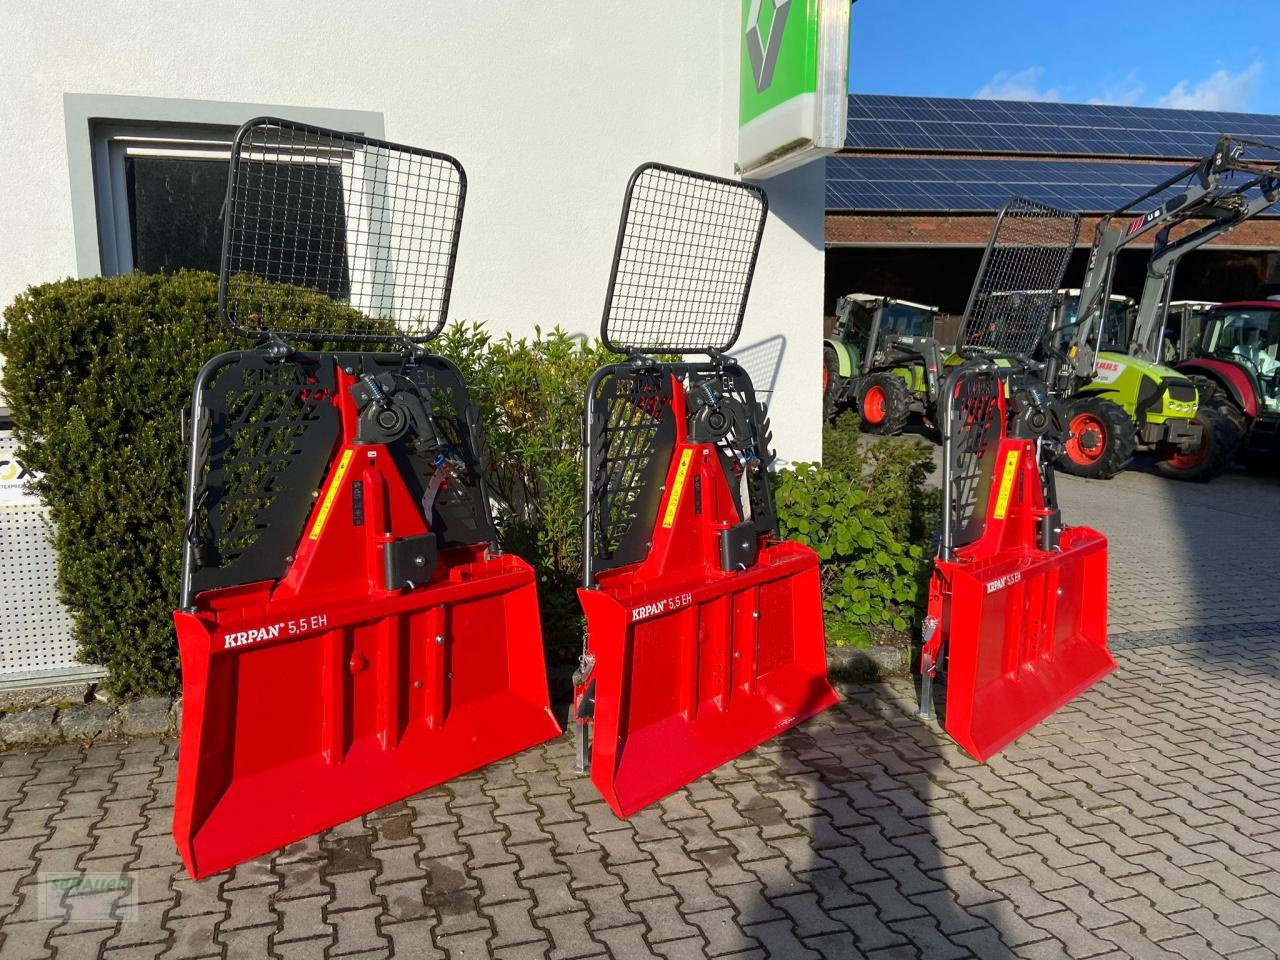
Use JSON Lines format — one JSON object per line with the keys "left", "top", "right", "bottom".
{"left": 585, "top": 367, "right": 677, "bottom": 577}
{"left": 946, "top": 369, "right": 1003, "bottom": 550}
{"left": 186, "top": 352, "right": 340, "bottom": 597}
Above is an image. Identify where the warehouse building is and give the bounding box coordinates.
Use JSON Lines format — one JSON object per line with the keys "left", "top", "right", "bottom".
{"left": 826, "top": 94, "right": 1280, "bottom": 315}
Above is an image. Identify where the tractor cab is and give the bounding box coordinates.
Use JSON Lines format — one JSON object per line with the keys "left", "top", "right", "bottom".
{"left": 1161, "top": 301, "right": 1216, "bottom": 364}
{"left": 830, "top": 293, "right": 940, "bottom": 374}
{"left": 1057, "top": 289, "right": 1136, "bottom": 352}
{"left": 824, "top": 293, "right": 942, "bottom": 429}
{"left": 1198, "top": 303, "right": 1280, "bottom": 413}
{"left": 839, "top": 291, "right": 942, "bottom": 371}
{"left": 1177, "top": 300, "right": 1280, "bottom": 469}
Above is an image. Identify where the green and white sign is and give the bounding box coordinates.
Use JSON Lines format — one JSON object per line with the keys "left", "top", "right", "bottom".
{"left": 739, "top": 0, "right": 852, "bottom": 178}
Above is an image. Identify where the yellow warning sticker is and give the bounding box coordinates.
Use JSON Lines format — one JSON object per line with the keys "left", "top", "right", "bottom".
{"left": 308, "top": 449, "right": 355, "bottom": 541}
{"left": 992, "top": 450, "right": 1020, "bottom": 520}
{"left": 661, "top": 450, "right": 694, "bottom": 529}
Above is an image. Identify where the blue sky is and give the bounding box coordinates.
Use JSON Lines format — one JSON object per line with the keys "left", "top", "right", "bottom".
{"left": 849, "top": 0, "right": 1280, "bottom": 115}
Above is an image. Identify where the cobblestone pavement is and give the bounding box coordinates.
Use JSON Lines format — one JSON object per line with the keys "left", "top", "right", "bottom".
{"left": 0, "top": 467, "right": 1277, "bottom": 960}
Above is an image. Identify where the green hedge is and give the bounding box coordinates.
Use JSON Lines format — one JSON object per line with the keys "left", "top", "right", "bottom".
{"left": 774, "top": 413, "right": 939, "bottom": 647}
{"left": 0, "top": 272, "right": 385, "bottom": 696}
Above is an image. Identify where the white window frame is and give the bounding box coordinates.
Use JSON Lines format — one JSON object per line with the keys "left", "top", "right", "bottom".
{"left": 91, "top": 123, "right": 240, "bottom": 277}
{"left": 63, "top": 94, "right": 384, "bottom": 278}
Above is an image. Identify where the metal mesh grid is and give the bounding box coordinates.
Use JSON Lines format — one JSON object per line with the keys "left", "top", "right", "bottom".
{"left": 601, "top": 163, "right": 767, "bottom": 356}
{"left": 958, "top": 197, "right": 1081, "bottom": 359}
{"left": 220, "top": 117, "right": 466, "bottom": 345}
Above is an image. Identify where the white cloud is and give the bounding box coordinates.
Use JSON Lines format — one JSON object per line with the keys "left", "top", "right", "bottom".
{"left": 1156, "top": 62, "right": 1262, "bottom": 112}
{"left": 1088, "top": 74, "right": 1145, "bottom": 107}
{"left": 973, "top": 67, "right": 1061, "bottom": 103}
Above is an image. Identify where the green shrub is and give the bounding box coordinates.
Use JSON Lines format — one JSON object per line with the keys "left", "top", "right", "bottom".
{"left": 774, "top": 413, "right": 939, "bottom": 647}
{"left": 0, "top": 271, "right": 388, "bottom": 697}
{"left": 438, "top": 323, "right": 614, "bottom": 662}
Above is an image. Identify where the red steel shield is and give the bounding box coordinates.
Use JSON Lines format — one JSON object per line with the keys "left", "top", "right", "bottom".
{"left": 923, "top": 432, "right": 1114, "bottom": 761}
{"left": 575, "top": 371, "right": 837, "bottom": 817}
{"left": 174, "top": 360, "right": 559, "bottom": 879}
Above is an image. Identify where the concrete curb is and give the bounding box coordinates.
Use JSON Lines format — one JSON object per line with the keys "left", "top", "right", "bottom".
{"left": 0, "top": 692, "right": 179, "bottom": 751}
{"left": 827, "top": 644, "right": 909, "bottom": 681}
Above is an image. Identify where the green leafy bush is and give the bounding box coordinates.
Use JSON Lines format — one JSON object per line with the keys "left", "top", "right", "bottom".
{"left": 438, "top": 323, "right": 613, "bottom": 662}
{"left": 0, "top": 272, "right": 389, "bottom": 696}
{"left": 774, "top": 413, "right": 939, "bottom": 647}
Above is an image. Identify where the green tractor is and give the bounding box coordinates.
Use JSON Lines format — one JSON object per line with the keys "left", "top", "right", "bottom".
{"left": 1052, "top": 136, "right": 1280, "bottom": 481}
{"left": 1048, "top": 289, "right": 1195, "bottom": 479}
{"left": 823, "top": 293, "right": 945, "bottom": 433}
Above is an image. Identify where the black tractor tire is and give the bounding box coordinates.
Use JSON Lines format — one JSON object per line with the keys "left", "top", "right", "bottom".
{"left": 855, "top": 372, "right": 912, "bottom": 436}
{"left": 1153, "top": 403, "right": 1240, "bottom": 482}
{"left": 1057, "top": 396, "right": 1137, "bottom": 480}
{"left": 822, "top": 345, "right": 844, "bottom": 420}
{"left": 1188, "top": 376, "right": 1248, "bottom": 437}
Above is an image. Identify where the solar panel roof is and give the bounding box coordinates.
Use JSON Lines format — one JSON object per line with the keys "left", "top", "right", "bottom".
{"left": 826, "top": 156, "right": 1196, "bottom": 213}
{"left": 846, "top": 94, "right": 1280, "bottom": 160}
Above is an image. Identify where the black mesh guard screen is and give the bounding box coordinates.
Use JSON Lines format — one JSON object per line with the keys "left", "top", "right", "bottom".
{"left": 957, "top": 197, "right": 1081, "bottom": 360}
{"left": 219, "top": 117, "right": 466, "bottom": 345}
{"left": 601, "top": 163, "right": 767, "bottom": 356}
{"left": 946, "top": 369, "right": 1004, "bottom": 551}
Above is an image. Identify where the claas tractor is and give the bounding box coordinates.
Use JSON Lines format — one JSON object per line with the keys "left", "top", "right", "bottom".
{"left": 1055, "top": 135, "right": 1280, "bottom": 481}
{"left": 823, "top": 293, "right": 943, "bottom": 432}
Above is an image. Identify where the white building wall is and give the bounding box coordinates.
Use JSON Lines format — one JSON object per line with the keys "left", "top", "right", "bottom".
{"left": 0, "top": 0, "right": 824, "bottom": 461}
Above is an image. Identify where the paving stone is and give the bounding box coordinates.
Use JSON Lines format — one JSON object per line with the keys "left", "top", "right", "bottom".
{"left": 328, "top": 905, "right": 391, "bottom": 955}
{"left": 382, "top": 918, "right": 445, "bottom": 959}
{"left": 538, "top": 910, "right": 607, "bottom": 960}
{"left": 684, "top": 907, "right": 759, "bottom": 956}
{"left": 162, "top": 912, "right": 220, "bottom": 959}
{"left": 272, "top": 938, "right": 333, "bottom": 960}
{"left": 434, "top": 927, "right": 494, "bottom": 960}
{"left": 489, "top": 899, "right": 545, "bottom": 948}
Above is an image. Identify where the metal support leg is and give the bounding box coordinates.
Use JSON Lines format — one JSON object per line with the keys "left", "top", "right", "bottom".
{"left": 574, "top": 715, "right": 591, "bottom": 774}
{"left": 918, "top": 653, "right": 935, "bottom": 722}
{"left": 917, "top": 618, "right": 940, "bottom": 722}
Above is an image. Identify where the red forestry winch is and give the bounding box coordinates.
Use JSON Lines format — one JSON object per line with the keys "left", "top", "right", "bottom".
{"left": 917, "top": 198, "right": 1116, "bottom": 760}
{"left": 571, "top": 163, "right": 838, "bottom": 817}
{"left": 172, "top": 119, "right": 559, "bottom": 879}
